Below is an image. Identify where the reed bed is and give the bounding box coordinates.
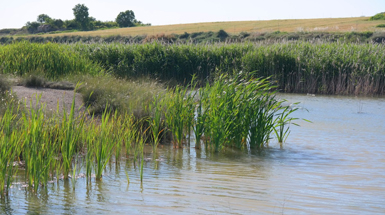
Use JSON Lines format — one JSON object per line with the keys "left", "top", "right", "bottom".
{"left": 0, "top": 90, "right": 148, "bottom": 196}
{"left": 0, "top": 72, "right": 301, "bottom": 196}
{"left": 1, "top": 41, "right": 384, "bottom": 95}
{"left": 75, "top": 41, "right": 385, "bottom": 95}
{"left": 0, "top": 42, "right": 101, "bottom": 78}
{"left": 162, "top": 73, "right": 298, "bottom": 151}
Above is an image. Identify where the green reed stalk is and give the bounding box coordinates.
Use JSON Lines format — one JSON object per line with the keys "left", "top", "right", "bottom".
{"left": 193, "top": 86, "right": 208, "bottom": 149}
{"left": 22, "top": 96, "right": 58, "bottom": 191}
{"left": 93, "top": 109, "right": 115, "bottom": 180}
{"left": 123, "top": 114, "right": 137, "bottom": 159}
{"left": 0, "top": 101, "right": 21, "bottom": 196}
{"left": 113, "top": 112, "right": 124, "bottom": 163}
{"left": 183, "top": 85, "right": 197, "bottom": 147}
{"left": 60, "top": 85, "right": 84, "bottom": 180}
{"left": 148, "top": 95, "right": 164, "bottom": 151}
{"left": 85, "top": 116, "right": 96, "bottom": 182}
{"left": 137, "top": 127, "right": 149, "bottom": 184}
{"left": 273, "top": 102, "right": 302, "bottom": 147}
{"left": 164, "top": 86, "right": 189, "bottom": 148}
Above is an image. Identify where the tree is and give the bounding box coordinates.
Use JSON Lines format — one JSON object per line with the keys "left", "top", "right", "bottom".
{"left": 37, "top": 14, "right": 52, "bottom": 23}
{"left": 72, "top": 4, "right": 90, "bottom": 30}
{"left": 25, "top": 21, "right": 41, "bottom": 33}
{"left": 51, "top": 19, "right": 64, "bottom": 29}
{"left": 116, "top": 10, "right": 135, "bottom": 27}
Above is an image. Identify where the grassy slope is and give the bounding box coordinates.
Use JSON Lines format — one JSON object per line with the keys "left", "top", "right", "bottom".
{"left": 29, "top": 17, "right": 385, "bottom": 38}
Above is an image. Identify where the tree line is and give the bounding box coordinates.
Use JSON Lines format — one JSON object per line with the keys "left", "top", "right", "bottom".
{"left": 24, "top": 4, "right": 150, "bottom": 34}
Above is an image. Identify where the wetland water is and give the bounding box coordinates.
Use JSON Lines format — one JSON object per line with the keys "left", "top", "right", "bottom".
{"left": 1, "top": 94, "right": 385, "bottom": 214}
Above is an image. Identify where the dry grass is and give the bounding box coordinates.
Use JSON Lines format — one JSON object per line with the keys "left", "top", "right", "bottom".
{"left": 28, "top": 17, "right": 385, "bottom": 38}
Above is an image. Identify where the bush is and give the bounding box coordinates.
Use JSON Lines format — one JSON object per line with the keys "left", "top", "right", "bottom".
{"left": 23, "top": 74, "right": 46, "bottom": 88}
{"left": 376, "top": 24, "right": 385, "bottom": 28}
{"left": 0, "top": 76, "right": 10, "bottom": 93}
{"left": 369, "top": 12, "right": 385, "bottom": 21}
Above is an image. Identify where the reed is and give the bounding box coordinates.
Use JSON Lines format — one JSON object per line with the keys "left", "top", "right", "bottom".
{"left": 147, "top": 94, "right": 164, "bottom": 151}
{"left": 76, "top": 41, "right": 385, "bottom": 95}
{"left": 161, "top": 72, "right": 301, "bottom": 151}
{"left": 0, "top": 42, "right": 101, "bottom": 78}
{"left": 60, "top": 85, "right": 84, "bottom": 179}
{"left": 193, "top": 86, "right": 209, "bottom": 149}
{"left": 2, "top": 41, "right": 384, "bottom": 95}
{"left": 0, "top": 100, "right": 21, "bottom": 197}
{"left": 21, "top": 96, "right": 58, "bottom": 191}
{"left": 92, "top": 109, "right": 116, "bottom": 180}
{"left": 273, "top": 103, "right": 301, "bottom": 147}
{"left": 164, "top": 85, "right": 189, "bottom": 148}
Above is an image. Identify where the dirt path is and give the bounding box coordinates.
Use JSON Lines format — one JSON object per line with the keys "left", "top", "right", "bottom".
{"left": 12, "top": 86, "right": 85, "bottom": 116}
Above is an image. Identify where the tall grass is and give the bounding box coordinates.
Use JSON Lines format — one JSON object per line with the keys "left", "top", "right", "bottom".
{"left": 161, "top": 72, "right": 301, "bottom": 152}
{"left": 59, "top": 86, "right": 84, "bottom": 180}
{"left": 1, "top": 41, "right": 384, "bottom": 94}
{"left": 22, "top": 96, "right": 58, "bottom": 191}
{"left": 0, "top": 72, "right": 303, "bottom": 196}
{"left": 164, "top": 85, "right": 190, "bottom": 148}
{"left": 75, "top": 41, "right": 385, "bottom": 95}
{"left": 0, "top": 101, "right": 21, "bottom": 197}
{"left": 0, "top": 42, "right": 101, "bottom": 78}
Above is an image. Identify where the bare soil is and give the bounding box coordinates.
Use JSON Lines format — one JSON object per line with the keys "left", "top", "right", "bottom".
{"left": 12, "top": 86, "right": 85, "bottom": 116}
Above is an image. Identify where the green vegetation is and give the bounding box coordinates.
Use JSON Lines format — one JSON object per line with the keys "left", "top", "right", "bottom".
{"left": 4, "top": 38, "right": 384, "bottom": 197}
{"left": 0, "top": 42, "right": 101, "bottom": 78}
{"left": 376, "top": 24, "right": 385, "bottom": 28}
{"left": 116, "top": 10, "right": 136, "bottom": 28}
{"left": 74, "top": 42, "right": 384, "bottom": 95}
{"left": 369, "top": 12, "right": 385, "bottom": 21}
{"left": 21, "top": 4, "right": 150, "bottom": 34}
{"left": 2, "top": 30, "right": 385, "bottom": 44}
{"left": 1, "top": 41, "right": 384, "bottom": 95}
{"left": 0, "top": 70, "right": 301, "bottom": 196}
{"left": 0, "top": 76, "right": 19, "bottom": 116}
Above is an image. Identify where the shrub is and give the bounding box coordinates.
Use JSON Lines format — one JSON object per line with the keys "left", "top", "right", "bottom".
{"left": 23, "top": 74, "right": 46, "bottom": 88}
{"left": 369, "top": 12, "right": 385, "bottom": 21}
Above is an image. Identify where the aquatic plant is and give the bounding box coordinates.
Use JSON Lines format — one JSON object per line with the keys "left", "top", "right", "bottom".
{"left": 21, "top": 96, "right": 58, "bottom": 191}
{"left": 273, "top": 103, "right": 300, "bottom": 147}
{"left": 0, "top": 101, "right": 21, "bottom": 197}
{"left": 161, "top": 72, "right": 301, "bottom": 151}
{"left": 164, "top": 85, "right": 189, "bottom": 148}
{"left": 59, "top": 86, "right": 84, "bottom": 180}
{"left": 92, "top": 109, "right": 116, "bottom": 180}
{"left": 147, "top": 94, "right": 164, "bottom": 151}
{"left": 192, "top": 86, "right": 209, "bottom": 149}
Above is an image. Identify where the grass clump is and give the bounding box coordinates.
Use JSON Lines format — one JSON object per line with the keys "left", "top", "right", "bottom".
{"left": 376, "top": 24, "right": 385, "bottom": 28}
{"left": 23, "top": 74, "right": 46, "bottom": 88}
{"left": 162, "top": 72, "right": 302, "bottom": 151}
{"left": 76, "top": 75, "right": 166, "bottom": 117}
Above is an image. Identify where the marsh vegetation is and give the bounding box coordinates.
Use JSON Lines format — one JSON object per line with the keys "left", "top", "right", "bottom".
{"left": 0, "top": 40, "right": 383, "bottom": 198}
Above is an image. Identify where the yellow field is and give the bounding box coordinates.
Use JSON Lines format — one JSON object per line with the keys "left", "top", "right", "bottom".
{"left": 36, "top": 17, "right": 385, "bottom": 38}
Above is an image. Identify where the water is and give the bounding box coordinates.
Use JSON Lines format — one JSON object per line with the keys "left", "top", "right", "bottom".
{"left": 1, "top": 94, "right": 385, "bottom": 214}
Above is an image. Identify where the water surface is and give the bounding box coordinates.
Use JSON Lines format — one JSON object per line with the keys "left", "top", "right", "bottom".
{"left": 1, "top": 94, "right": 385, "bottom": 214}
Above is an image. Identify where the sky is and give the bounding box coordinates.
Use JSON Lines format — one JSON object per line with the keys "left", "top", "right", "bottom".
{"left": 0, "top": 0, "right": 383, "bottom": 29}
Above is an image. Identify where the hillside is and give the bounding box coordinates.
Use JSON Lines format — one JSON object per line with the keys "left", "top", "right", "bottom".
{"left": 22, "top": 17, "right": 385, "bottom": 38}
